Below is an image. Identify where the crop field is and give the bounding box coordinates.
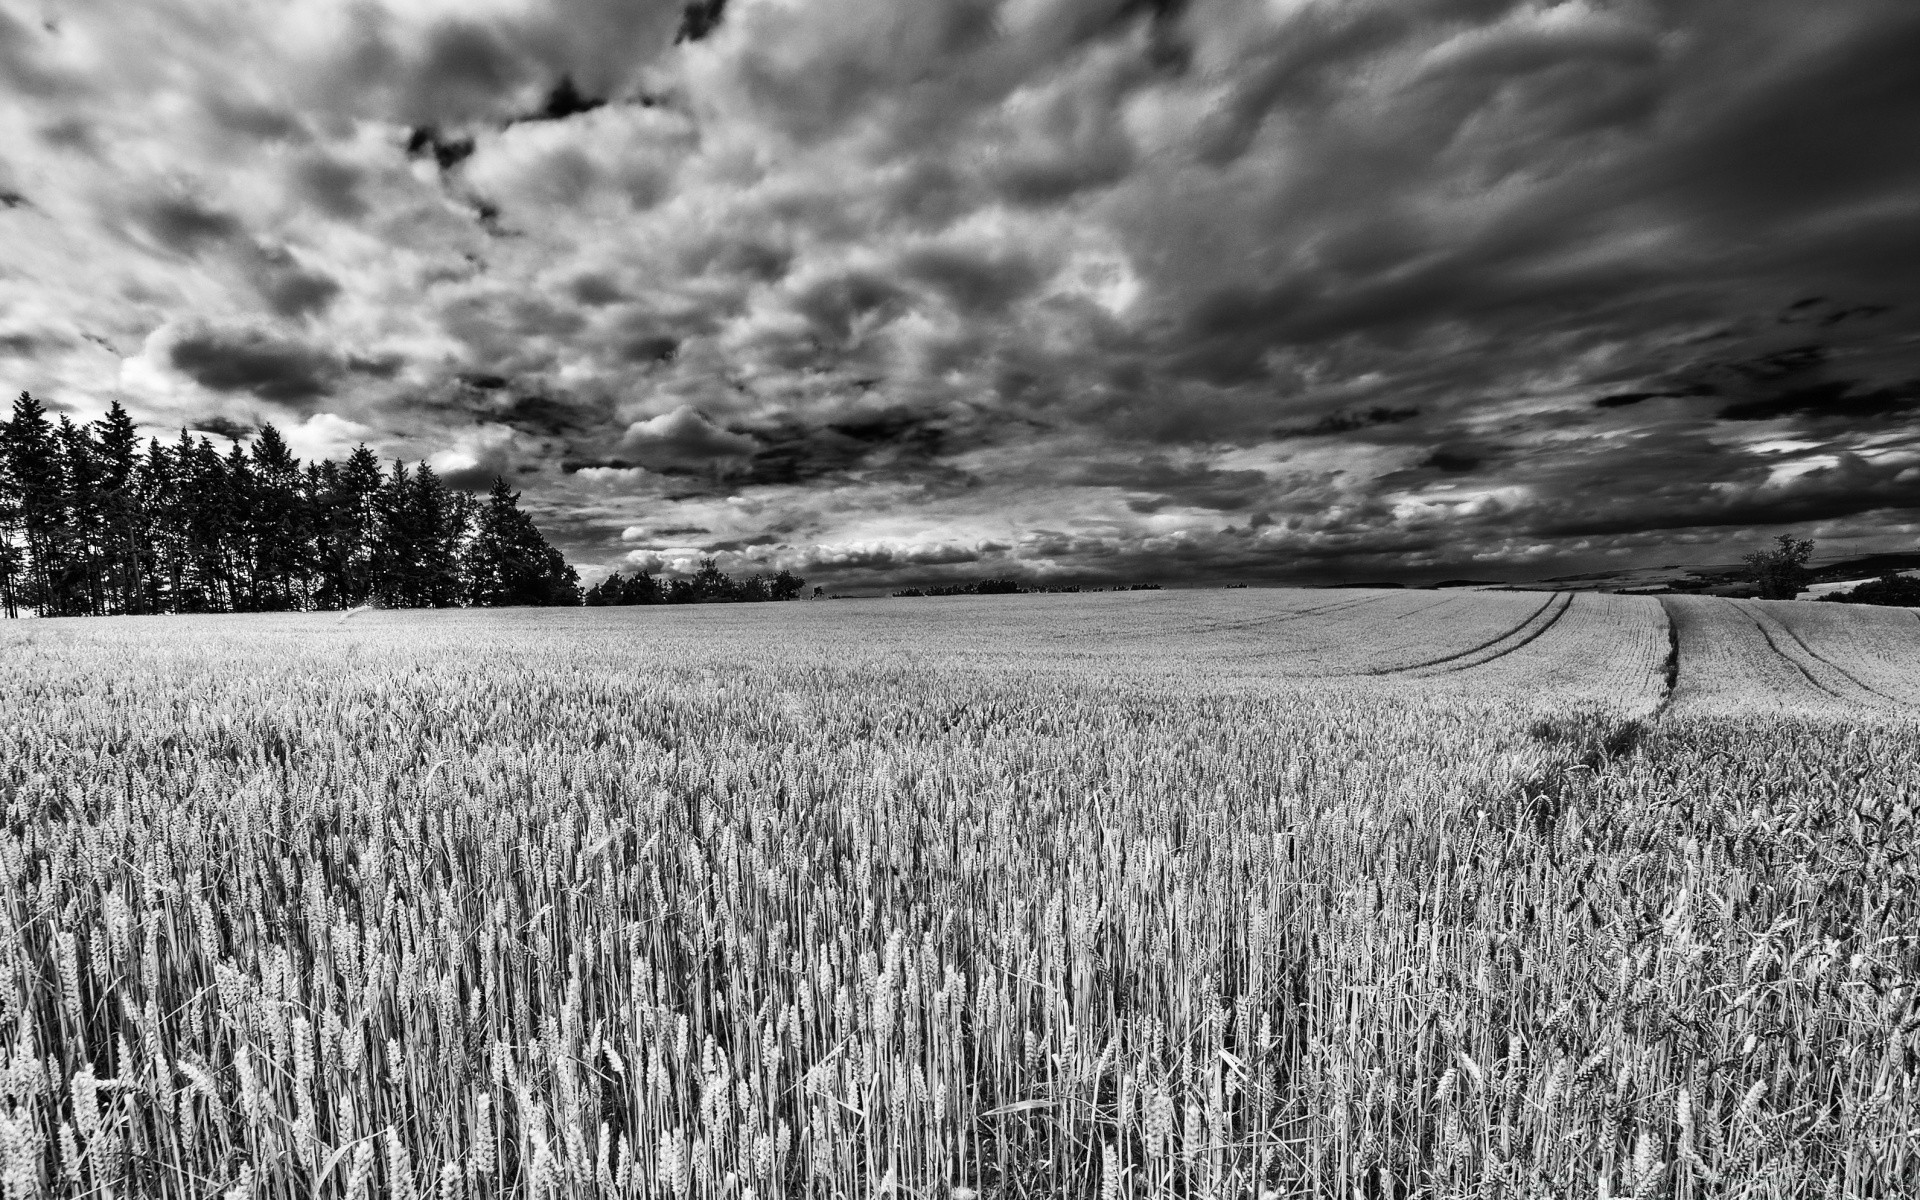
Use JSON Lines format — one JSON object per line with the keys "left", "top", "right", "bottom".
{"left": 1, "top": 589, "right": 1918, "bottom": 1199}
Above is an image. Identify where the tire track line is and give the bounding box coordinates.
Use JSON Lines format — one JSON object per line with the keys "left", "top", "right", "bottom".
{"left": 1363, "top": 591, "right": 1564, "bottom": 676}
{"left": 1193, "top": 589, "right": 1436, "bottom": 639}
{"left": 1182, "top": 589, "right": 1401, "bottom": 638}
{"left": 1736, "top": 605, "right": 1854, "bottom": 705}
{"left": 1241, "top": 594, "right": 1472, "bottom": 673}
{"left": 1749, "top": 606, "right": 1908, "bottom": 707}
{"left": 1423, "top": 590, "right": 1578, "bottom": 676}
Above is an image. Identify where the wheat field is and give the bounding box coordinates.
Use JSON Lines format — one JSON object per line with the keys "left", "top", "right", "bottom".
{"left": 1, "top": 590, "right": 1917, "bottom": 1198}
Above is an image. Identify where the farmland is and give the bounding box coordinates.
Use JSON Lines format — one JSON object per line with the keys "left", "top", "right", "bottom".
{"left": 1, "top": 589, "right": 1918, "bottom": 1199}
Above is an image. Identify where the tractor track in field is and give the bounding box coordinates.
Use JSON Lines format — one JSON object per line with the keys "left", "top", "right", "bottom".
{"left": 1425, "top": 590, "right": 1578, "bottom": 676}
{"left": 1182, "top": 588, "right": 1420, "bottom": 639}
{"left": 1745, "top": 603, "right": 1909, "bottom": 707}
{"left": 1736, "top": 605, "right": 1855, "bottom": 705}
{"left": 1364, "top": 590, "right": 1571, "bottom": 677}
{"left": 1243, "top": 594, "right": 1478, "bottom": 674}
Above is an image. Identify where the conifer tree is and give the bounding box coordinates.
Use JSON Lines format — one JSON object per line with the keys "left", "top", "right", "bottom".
{"left": 1, "top": 392, "right": 63, "bottom": 616}
{"left": 0, "top": 398, "right": 584, "bottom": 616}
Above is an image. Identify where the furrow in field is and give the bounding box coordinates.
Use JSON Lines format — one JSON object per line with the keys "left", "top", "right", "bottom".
{"left": 1227, "top": 592, "right": 1499, "bottom": 678}
{"left": 1256, "top": 593, "right": 1475, "bottom": 668}
{"left": 1382, "top": 593, "right": 1669, "bottom": 716}
{"left": 1183, "top": 588, "right": 1404, "bottom": 637}
{"left": 1744, "top": 605, "right": 1908, "bottom": 707}
{"left": 1659, "top": 595, "right": 1864, "bottom": 718}
{"left": 1749, "top": 600, "right": 1920, "bottom": 706}
{"left": 1417, "top": 591, "right": 1575, "bottom": 675}
{"left": 1737, "top": 607, "right": 1856, "bottom": 704}
{"left": 1364, "top": 591, "right": 1565, "bottom": 676}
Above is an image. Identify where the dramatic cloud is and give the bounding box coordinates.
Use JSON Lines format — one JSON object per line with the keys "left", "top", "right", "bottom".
{"left": 3, "top": 0, "right": 1918, "bottom": 588}
{"left": 166, "top": 326, "right": 340, "bottom": 404}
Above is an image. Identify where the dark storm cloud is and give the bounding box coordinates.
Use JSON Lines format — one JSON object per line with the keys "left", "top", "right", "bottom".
{"left": 1066, "top": 457, "right": 1271, "bottom": 512}
{"left": 1717, "top": 380, "right": 1920, "bottom": 424}
{"left": 405, "top": 126, "right": 476, "bottom": 171}
{"left": 169, "top": 329, "right": 338, "bottom": 404}
{"left": 437, "top": 444, "right": 516, "bottom": 492}
{"left": 896, "top": 246, "right": 1043, "bottom": 316}
{"left": 139, "top": 197, "right": 241, "bottom": 254}
{"left": 293, "top": 154, "right": 368, "bottom": 219}
{"left": 620, "top": 406, "right": 757, "bottom": 471}
{"left": 1418, "top": 447, "right": 1487, "bottom": 474}
{"left": 9, "top": 0, "right": 1920, "bottom": 587}
{"left": 1274, "top": 406, "right": 1421, "bottom": 438}
{"left": 676, "top": 0, "right": 730, "bottom": 45}
{"left": 248, "top": 247, "right": 341, "bottom": 319}
{"left": 1531, "top": 453, "right": 1920, "bottom": 539}
{"left": 191, "top": 415, "right": 259, "bottom": 443}
{"left": 512, "top": 76, "right": 607, "bottom": 124}
{"left": 403, "top": 22, "right": 529, "bottom": 126}
{"left": 203, "top": 95, "right": 308, "bottom": 143}
{"left": 728, "top": 408, "right": 964, "bottom": 485}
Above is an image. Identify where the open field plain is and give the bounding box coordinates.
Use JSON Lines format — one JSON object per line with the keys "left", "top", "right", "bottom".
{"left": 2, "top": 589, "right": 1918, "bottom": 1198}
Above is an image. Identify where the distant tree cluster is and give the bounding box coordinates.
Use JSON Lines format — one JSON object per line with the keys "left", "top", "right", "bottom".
{"left": 1819, "top": 573, "right": 1920, "bottom": 607}
{"left": 0, "top": 392, "right": 580, "bottom": 618}
{"left": 890, "top": 579, "right": 1159, "bottom": 597}
{"left": 585, "top": 558, "right": 806, "bottom": 606}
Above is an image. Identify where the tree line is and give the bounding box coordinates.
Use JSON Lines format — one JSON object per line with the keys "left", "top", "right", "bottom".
{"left": 891, "top": 580, "right": 1160, "bottom": 596}
{"left": 585, "top": 561, "right": 807, "bottom": 606}
{"left": 0, "top": 391, "right": 580, "bottom": 618}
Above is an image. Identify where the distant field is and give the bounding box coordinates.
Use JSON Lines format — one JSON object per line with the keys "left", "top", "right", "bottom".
{"left": 2, "top": 591, "right": 1917, "bottom": 1198}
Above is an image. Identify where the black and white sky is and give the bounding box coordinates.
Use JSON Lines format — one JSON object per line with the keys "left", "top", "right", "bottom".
{"left": 3, "top": 0, "right": 1919, "bottom": 587}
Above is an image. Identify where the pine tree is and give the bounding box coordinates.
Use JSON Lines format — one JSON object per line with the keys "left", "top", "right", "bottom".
{"left": 372, "top": 459, "right": 415, "bottom": 607}
{"left": 1, "top": 393, "right": 64, "bottom": 616}
{"left": 220, "top": 441, "right": 260, "bottom": 610}
{"left": 408, "top": 462, "right": 467, "bottom": 607}
{"left": 248, "top": 424, "right": 307, "bottom": 610}
{"left": 95, "top": 401, "right": 143, "bottom": 614}
{"left": 137, "top": 437, "right": 181, "bottom": 614}
{"left": 175, "top": 434, "right": 234, "bottom": 612}
{"left": 309, "top": 446, "right": 385, "bottom": 610}
{"left": 462, "top": 478, "right": 578, "bottom": 606}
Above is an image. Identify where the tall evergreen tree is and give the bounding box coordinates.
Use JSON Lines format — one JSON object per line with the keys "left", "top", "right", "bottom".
{"left": 55, "top": 415, "right": 105, "bottom": 615}
{"left": 220, "top": 441, "right": 259, "bottom": 611}
{"left": 136, "top": 437, "right": 179, "bottom": 614}
{"left": 1, "top": 393, "right": 64, "bottom": 616}
{"left": 175, "top": 433, "right": 232, "bottom": 612}
{"left": 248, "top": 424, "right": 307, "bottom": 610}
{"left": 1, "top": 401, "right": 584, "bottom": 617}
{"left": 371, "top": 459, "right": 414, "bottom": 608}
{"left": 462, "top": 478, "right": 579, "bottom": 606}
{"left": 95, "top": 401, "right": 143, "bottom": 614}
{"left": 411, "top": 463, "right": 468, "bottom": 607}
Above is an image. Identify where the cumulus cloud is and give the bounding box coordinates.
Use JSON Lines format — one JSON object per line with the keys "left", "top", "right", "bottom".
{"left": 166, "top": 325, "right": 340, "bottom": 404}
{"left": 282, "top": 412, "right": 377, "bottom": 462}
{"left": 0, "top": 0, "right": 1915, "bottom": 586}
{"left": 428, "top": 422, "right": 522, "bottom": 490}
{"left": 619, "top": 406, "right": 758, "bottom": 471}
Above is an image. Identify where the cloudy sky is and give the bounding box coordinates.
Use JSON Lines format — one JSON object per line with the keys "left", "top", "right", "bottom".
{"left": 3, "top": 0, "right": 1918, "bottom": 588}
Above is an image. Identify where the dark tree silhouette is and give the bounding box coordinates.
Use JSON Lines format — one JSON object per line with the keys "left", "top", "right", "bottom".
{"left": 1743, "top": 534, "right": 1815, "bottom": 600}
{"left": 583, "top": 561, "right": 806, "bottom": 606}
{"left": 0, "top": 392, "right": 581, "bottom": 617}
{"left": 461, "top": 478, "right": 580, "bottom": 608}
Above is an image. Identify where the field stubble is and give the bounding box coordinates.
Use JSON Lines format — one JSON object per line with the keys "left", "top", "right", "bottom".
{"left": 0, "top": 591, "right": 1916, "bottom": 1198}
